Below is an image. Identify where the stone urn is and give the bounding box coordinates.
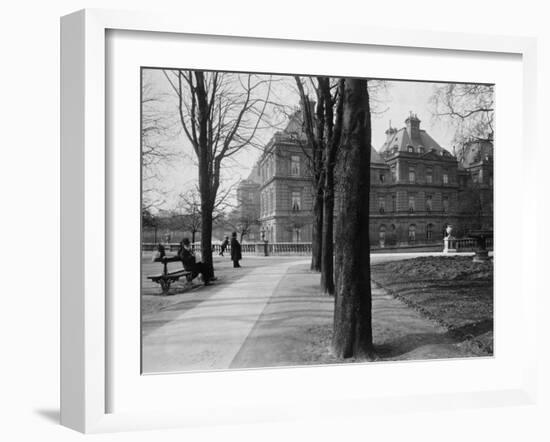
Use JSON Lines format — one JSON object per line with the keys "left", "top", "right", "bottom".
{"left": 443, "top": 225, "right": 456, "bottom": 253}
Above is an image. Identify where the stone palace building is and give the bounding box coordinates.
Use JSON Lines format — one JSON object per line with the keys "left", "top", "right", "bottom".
{"left": 236, "top": 110, "right": 493, "bottom": 247}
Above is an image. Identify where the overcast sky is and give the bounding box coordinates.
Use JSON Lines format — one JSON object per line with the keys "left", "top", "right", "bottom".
{"left": 142, "top": 70, "right": 458, "bottom": 212}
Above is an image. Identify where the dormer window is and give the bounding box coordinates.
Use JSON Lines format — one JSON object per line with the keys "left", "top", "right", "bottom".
{"left": 407, "top": 145, "right": 414, "bottom": 153}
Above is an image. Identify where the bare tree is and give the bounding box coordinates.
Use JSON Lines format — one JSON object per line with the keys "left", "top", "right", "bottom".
{"left": 225, "top": 190, "right": 261, "bottom": 242}
{"left": 176, "top": 184, "right": 238, "bottom": 244}
{"left": 225, "top": 212, "right": 260, "bottom": 243}
{"left": 294, "top": 77, "right": 388, "bottom": 292}
{"left": 294, "top": 77, "right": 325, "bottom": 272}
{"left": 141, "top": 73, "right": 178, "bottom": 211}
{"left": 332, "top": 78, "right": 374, "bottom": 359}
{"left": 163, "top": 70, "right": 273, "bottom": 277}
{"left": 430, "top": 83, "right": 494, "bottom": 144}
{"left": 175, "top": 190, "right": 202, "bottom": 244}
{"left": 318, "top": 78, "right": 345, "bottom": 295}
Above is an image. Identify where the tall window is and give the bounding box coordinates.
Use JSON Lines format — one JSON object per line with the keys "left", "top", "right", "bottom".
{"left": 426, "top": 223, "right": 433, "bottom": 240}
{"left": 408, "top": 224, "right": 416, "bottom": 242}
{"left": 408, "top": 194, "right": 416, "bottom": 212}
{"left": 443, "top": 195, "right": 449, "bottom": 212}
{"left": 409, "top": 167, "right": 416, "bottom": 183}
{"left": 379, "top": 225, "right": 386, "bottom": 245}
{"left": 426, "top": 168, "right": 433, "bottom": 184}
{"left": 426, "top": 195, "right": 433, "bottom": 211}
{"left": 260, "top": 193, "right": 264, "bottom": 215}
{"left": 378, "top": 195, "right": 385, "bottom": 213}
{"left": 443, "top": 171, "right": 449, "bottom": 184}
{"left": 391, "top": 165, "right": 396, "bottom": 182}
{"left": 290, "top": 155, "right": 300, "bottom": 176}
{"left": 291, "top": 191, "right": 301, "bottom": 211}
{"left": 379, "top": 173, "right": 385, "bottom": 183}
{"left": 392, "top": 194, "right": 396, "bottom": 212}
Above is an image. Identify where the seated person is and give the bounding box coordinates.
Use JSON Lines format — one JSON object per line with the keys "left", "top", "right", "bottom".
{"left": 177, "top": 238, "right": 211, "bottom": 285}
{"left": 152, "top": 243, "right": 166, "bottom": 262}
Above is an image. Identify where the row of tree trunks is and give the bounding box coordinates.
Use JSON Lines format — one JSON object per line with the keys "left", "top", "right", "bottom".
{"left": 320, "top": 78, "right": 344, "bottom": 295}
{"left": 320, "top": 162, "right": 335, "bottom": 294}
{"left": 310, "top": 189, "right": 324, "bottom": 272}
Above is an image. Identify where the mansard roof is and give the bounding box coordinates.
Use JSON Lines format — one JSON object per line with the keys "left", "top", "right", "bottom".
{"left": 379, "top": 126, "right": 451, "bottom": 156}
{"left": 457, "top": 139, "right": 494, "bottom": 169}
{"left": 370, "top": 146, "right": 385, "bottom": 165}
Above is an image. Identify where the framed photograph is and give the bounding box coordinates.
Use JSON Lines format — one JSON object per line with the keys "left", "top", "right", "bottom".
{"left": 61, "top": 9, "right": 538, "bottom": 433}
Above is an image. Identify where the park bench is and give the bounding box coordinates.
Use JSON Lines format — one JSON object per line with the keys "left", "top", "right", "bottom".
{"left": 147, "top": 256, "right": 192, "bottom": 295}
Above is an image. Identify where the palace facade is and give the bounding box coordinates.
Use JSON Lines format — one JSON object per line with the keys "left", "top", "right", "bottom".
{"left": 235, "top": 111, "right": 493, "bottom": 246}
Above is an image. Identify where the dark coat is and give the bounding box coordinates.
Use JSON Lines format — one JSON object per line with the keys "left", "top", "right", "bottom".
{"left": 230, "top": 237, "right": 242, "bottom": 261}
{"left": 178, "top": 246, "right": 196, "bottom": 270}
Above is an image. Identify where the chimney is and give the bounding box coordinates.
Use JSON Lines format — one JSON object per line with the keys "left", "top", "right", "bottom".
{"left": 385, "top": 120, "right": 397, "bottom": 142}
{"left": 405, "top": 112, "right": 421, "bottom": 140}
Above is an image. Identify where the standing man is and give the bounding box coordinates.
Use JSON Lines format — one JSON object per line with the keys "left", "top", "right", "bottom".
{"left": 230, "top": 231, "right": 242, "bottom": 268}
{"left": 219, "top": 235, "right": 229, "bottom": 256}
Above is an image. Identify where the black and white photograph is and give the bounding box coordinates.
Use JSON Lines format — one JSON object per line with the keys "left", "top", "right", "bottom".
{"left": 5, "top": 0, "right": 550, "bottom": 439}
{"left": 140, "top": 69, "right": 494, "bottom": 373}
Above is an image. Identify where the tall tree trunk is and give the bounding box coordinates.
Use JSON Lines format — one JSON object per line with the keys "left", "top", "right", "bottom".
{"left": 195, "top": 71, "right": 214, "bottom": 278}
{"left": 200, "top": 198, "right": 214, "bottom": 277}
{"left": 332, "top": 79, "right": 373, "bottom": 359}
{"left": 319, "top": 77, "right": 344, "bottom": 296}
{"left": 321, "top": 163, "right": 335, "bottom": 294}
{"left": 310, "top": 188, "right": 324, "bottom": 271}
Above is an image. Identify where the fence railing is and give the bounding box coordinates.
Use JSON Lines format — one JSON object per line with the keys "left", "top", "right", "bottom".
{"left": 142, "top": 241, "right": 313, "bottom": 255}
{"left": 443, "top": 237, "right": 493, "bottom": 252}
{"left": 143, "top": 237, "right": 493, "bottom": 255}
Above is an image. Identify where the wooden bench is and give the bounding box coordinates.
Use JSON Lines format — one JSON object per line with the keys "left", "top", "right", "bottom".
{"left": 147, "top": 256, "right": 193, "bottom": 295}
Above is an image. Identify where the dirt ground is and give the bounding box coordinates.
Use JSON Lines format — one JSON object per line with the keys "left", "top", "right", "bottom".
{"left": 141, "top": 254, "right": 494, "bottom": 370}
{"left": 370, "top": 255, "right": 494, "bottom": 355}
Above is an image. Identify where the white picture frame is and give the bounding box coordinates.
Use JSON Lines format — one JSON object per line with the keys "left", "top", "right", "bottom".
{"left": 61, "top": 8, "right": 539, "bottom": 433}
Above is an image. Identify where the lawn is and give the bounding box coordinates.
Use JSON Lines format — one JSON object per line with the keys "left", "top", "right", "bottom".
{"left": 370, "top": 255, "right": 493, "bottom": 353}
